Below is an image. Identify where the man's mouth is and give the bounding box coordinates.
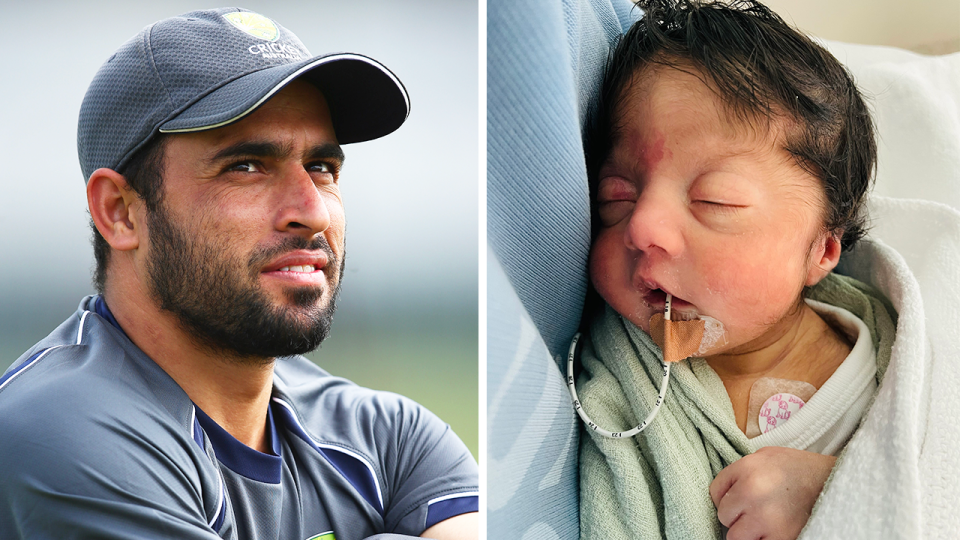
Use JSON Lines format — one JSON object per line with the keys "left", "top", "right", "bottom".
{"left": 262, "top": 249, "right": 330, "bottom": 275}
{"left": 277, "top": 265, "right": 317, "bottom": 273}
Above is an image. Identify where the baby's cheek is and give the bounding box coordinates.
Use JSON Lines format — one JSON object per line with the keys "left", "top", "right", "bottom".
{"left": 589, "top": 233, "right": 626, "bottom": 295}
{"left": 701, "top": 257, "right": 789, "bottom": 327}
{"left": 589, "top": 235, "right": 653, "bottom": 330}
{"left": 588, "top": 243, "right": 609, "bottom": 289}
{"left": 696, "top": 243, "right": 744, "bottom": 296}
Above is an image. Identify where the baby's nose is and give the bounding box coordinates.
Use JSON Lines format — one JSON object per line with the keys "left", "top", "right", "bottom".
{"left": 624, "top": 191, "right": 684, "bottom": 257}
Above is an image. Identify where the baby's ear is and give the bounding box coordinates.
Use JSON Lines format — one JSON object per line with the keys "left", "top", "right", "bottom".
{"left": 805, "top": 231, "right": 842, "bottom": 287}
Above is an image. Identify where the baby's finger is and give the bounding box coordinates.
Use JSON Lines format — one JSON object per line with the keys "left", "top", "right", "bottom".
{"left": 725, "top": 514, "right": 765, "bottom": 540}
{"left": 714, "top": 484, "right": 746, "bottom": 528}
{"left": 709, "top": 460, "right": 741, "bottom": 507}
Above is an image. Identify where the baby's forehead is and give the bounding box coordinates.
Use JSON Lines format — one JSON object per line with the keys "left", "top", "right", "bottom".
{"left": 610, "top": 66, "right": 793, "bottom": 165}
{"left": 617, "top": 64, "right": 787, "bottom": 140}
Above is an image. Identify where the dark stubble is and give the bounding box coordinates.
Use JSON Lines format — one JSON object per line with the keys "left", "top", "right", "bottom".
{"left": 144, "top": 203, "right": 342, "bottom": 362}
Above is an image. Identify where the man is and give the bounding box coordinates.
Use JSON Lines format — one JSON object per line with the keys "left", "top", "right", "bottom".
{"left": 0, "top": 8, "right": 477, "bottom": 540}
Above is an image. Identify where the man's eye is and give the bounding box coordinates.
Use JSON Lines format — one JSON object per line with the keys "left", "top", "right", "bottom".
{"left": 227, "top": 161, "right": 259, "bottom": 173}
{"left": 309, "top": 162, "right": 337, "bottom": 174}
{"left": 308, "top": 162, "right": 340, "bottom": 184}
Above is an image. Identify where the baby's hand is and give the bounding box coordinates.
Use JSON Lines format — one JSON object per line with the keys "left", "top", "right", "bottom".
{"left": 709, "top": 447, "right": 836, "bottom": 540}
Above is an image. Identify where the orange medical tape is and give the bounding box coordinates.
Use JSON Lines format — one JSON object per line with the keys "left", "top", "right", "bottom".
{"left": 649, "top": 312, "right": 706, "bottom": 363}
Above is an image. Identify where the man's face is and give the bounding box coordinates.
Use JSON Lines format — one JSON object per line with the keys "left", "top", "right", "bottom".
{"left": 142, "top": 80, "right": 345, "bottom": 360}
{"left": 590, "top": 66, "right": 830, "bottom": 357}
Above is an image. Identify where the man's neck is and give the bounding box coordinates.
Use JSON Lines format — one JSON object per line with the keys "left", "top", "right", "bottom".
{"left": 705, "top": 302, "right": 852, "bottom": 432}
{"left": 103, "top": 281, "right": 276, "bottom": 453}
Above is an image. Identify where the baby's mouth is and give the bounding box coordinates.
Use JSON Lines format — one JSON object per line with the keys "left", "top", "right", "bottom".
{"left": 643, "top": 288, "right": 698, "bottom": 320}
{"left": 643, "top": 288, "right": 669, "bottom": 307}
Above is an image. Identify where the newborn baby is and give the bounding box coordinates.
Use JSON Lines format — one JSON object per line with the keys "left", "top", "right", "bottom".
{"left": 591, "top": 63, "right": 854, "bottom": 432}
{"left": 575, "top": 1, "right": 895, "bottom": 539}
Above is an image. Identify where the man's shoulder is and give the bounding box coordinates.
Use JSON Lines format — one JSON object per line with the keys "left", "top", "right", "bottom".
{"left": 272, "top": 354, "right": 471, "bottom": 481}
{"left": 274, "top": 355, "right": 440, "bottom": 446}
{"left": 0, "top": 299, "right": 223, "bottom": 536}
{"left": 0, "top": 299, "right": 196, "bottom": 459}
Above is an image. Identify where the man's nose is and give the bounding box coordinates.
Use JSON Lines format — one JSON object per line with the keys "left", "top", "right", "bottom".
{"left": 624, "top": 186, "right": 684, "bottom": 258}
{"left": 275, "top": 166, "right": 331, "bottom": 235}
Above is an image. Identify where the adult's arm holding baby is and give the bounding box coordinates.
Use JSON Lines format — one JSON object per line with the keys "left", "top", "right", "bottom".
{"left": 711, "top": 447, "right": 836, "bottom": 540}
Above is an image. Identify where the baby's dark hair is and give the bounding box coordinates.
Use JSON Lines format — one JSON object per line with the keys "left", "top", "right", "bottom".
{"left": 586, "top": 0, "right": 876, "bottom": 251}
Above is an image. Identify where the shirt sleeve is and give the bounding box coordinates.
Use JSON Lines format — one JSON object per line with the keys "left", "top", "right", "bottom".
{"left": 372, "top": 393, "right": 479, "bottom": 536}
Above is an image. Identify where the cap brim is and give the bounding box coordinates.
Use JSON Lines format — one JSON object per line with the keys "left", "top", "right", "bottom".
{"left": 159, "top": 53, "right": 409, "bottom": 144}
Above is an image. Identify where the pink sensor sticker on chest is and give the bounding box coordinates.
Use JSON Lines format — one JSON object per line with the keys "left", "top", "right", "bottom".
{"left": 758, "top": 393, "right": 806, "bottom": 433}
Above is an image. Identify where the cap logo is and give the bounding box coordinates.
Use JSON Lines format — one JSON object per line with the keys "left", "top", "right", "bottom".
{"left": 223, "top": 12, "right": 279, "bottom": 41}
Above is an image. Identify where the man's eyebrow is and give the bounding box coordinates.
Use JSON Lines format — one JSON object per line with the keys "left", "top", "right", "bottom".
{"left": 305, "top": 143, "right": 345, "bottom": 165}
{"left": 207, "top": 141, "right": 345, "bottom": 166}
{"left": 208, "top": 141, "right": 293, "bottom": 164}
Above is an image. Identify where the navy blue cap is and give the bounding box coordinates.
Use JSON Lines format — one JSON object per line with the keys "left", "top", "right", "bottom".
{"left": 77, "top": 7, "right": 410, "bottom": 182}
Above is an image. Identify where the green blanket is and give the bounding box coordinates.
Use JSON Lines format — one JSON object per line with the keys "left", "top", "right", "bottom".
{"left": 577, "top": 273, "right": 897, "bottom": 539}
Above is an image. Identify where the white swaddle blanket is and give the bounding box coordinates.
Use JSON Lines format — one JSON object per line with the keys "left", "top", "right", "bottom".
{"left": 799, "top": 45, "right": 960, "bottom": 539}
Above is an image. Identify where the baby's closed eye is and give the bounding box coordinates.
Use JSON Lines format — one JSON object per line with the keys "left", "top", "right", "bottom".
{"left": 597, "top": 176, "right": 639, "bottom": 225}
{"left": 689, "top": 172, "right": 756, "bottom": 207}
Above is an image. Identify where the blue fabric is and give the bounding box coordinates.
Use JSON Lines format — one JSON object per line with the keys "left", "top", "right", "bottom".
{"left": 194, "top": 404, "right": 283, "bottom": 484}
{"left": 272, "top": 400, "right": 385, "bottom": 515}
{"left": 0, "top": 349, "right": 46, "bottom": 389}
{"left": 93, "top": 296, "right": 121, "bottom": 330}
{"left": 192, "top": 415, "right": 205, "bottom": 449}
{"left": 317, "top": 447, "right": 384, "bottom": 515}
{"left": 487, "top": 251, "right": 582, "bottom": 539}
{"left": 487, "top": 0, "right": 638, "bottom": 536}
{"left": 488, "top": 0, "right": 637, "bottom": 360}
{"left": 424, "top": 496, "right": 479, "bottom": 529}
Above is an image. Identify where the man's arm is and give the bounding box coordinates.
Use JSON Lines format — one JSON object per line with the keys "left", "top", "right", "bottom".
{"left": 420, "top": 512, "right": 479, "bottom": 539}
{"left": 281, "top": 368, "right": 479, "bottom": 537}
{"left": 356, "top": 390, "right": 477, "bottom": 537}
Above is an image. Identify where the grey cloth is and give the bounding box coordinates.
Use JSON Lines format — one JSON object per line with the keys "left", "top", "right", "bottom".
{"left": 0, "top": 296, "right": 477, "bottom": 540}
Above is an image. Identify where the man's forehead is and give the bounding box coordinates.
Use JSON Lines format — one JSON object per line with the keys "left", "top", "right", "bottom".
{"left": 240, "top": 80, "right": 334, "bottom": 125}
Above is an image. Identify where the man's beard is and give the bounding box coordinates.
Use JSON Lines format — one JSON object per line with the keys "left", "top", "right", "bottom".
{"left": 144, "top": 204, "right": 342, "bottom": 362}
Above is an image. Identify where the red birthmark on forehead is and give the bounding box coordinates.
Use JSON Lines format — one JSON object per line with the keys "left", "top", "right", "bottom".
{"left": 626, "top": 130, "right": 668, "bottom": 172}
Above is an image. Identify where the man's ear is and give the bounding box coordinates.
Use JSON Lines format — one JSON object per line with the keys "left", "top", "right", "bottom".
{"left": 805, "top": 230, "right": 843, "bottom": 287}
{"left": 87, "top": 168, "right": 142, "bottom": 252}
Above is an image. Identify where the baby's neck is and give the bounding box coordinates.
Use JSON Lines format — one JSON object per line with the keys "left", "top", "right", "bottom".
{"left": 705, "top": 302, "right": 852, "bottom": 433}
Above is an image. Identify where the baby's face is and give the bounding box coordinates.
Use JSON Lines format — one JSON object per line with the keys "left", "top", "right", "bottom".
{"left": 590, "top": 66, "right": 836, "bottom": 356}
